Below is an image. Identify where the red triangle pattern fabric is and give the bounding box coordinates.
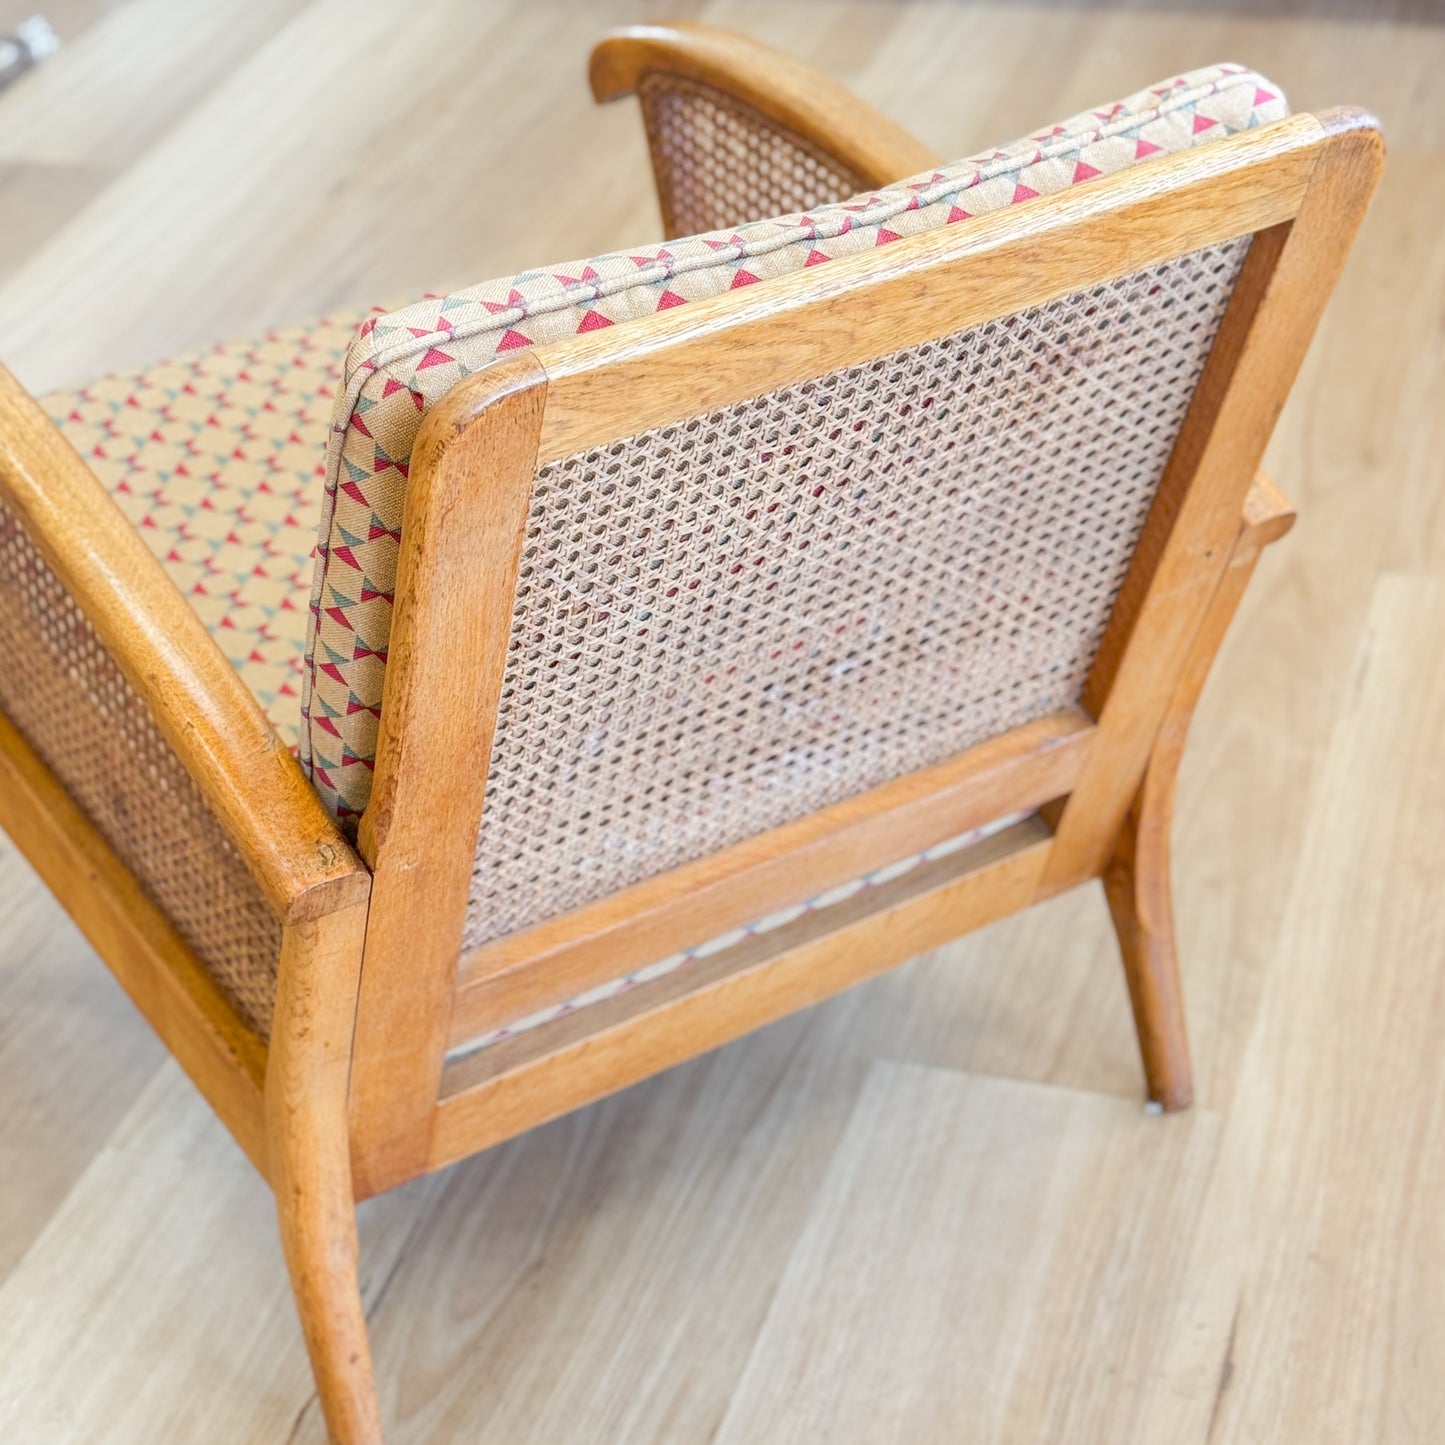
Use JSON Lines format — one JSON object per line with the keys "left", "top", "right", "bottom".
{"left": 42, "top": 317, "right": 362, "bottom": 753}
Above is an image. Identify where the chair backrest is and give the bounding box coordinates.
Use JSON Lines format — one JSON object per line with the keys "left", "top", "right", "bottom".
{"left": 334, "top": 101, "right": 1381, "bottom": 1186}
{"left": 463, "top": 236, "right": 1250, "bottom": 951}
{"left": 302, "top": 62, "right": 1286, "bottom": 822}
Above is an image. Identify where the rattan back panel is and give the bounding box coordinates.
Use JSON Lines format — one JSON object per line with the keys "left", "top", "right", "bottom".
{"left": 636, "top": 72, "right": 866, "bottom": 237}
{"left": 463, "top": 237, "right": 1251, "bottom": 950}
{"left": 0, "top": 499, "right": 281, "bottom": 1035}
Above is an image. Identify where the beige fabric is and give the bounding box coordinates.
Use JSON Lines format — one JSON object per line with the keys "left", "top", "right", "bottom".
{"left": 43, "top": 314, "right": 361, "bottom": 750}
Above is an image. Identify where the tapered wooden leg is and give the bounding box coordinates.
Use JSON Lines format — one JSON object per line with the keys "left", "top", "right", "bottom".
{"left": 1102, "top": 477, "right": 1295, "bottom": 1111}
{"left": 1104, "top": 769, "right": 1193, "bottom": 1111}
{"left": 267, "top": 904, "right": 383, "bottom": 1445}
{"left": 1098, "top": 479, "right": 1306, "bottom": 1109}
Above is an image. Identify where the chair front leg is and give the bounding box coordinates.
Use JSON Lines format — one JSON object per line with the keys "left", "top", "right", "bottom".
{"left": 267, "top": 904, "right": 383, "bottom": 1445}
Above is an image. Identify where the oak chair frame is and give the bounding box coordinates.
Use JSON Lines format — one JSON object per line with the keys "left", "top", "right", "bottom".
{"left": 0, "top": 24, "right": 1381, "bottom": 1444}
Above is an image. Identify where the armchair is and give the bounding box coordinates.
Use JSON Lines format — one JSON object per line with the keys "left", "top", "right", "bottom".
{"left": 0, "top": 22, "right": 1380, "bottom": 1442}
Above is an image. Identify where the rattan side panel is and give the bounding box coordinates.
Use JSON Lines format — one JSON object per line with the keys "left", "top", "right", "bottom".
{"left": 0, "top": 499, "right": 281, "bottom": 1035}
{"left": 465, "top": 238, "right": 1252, "bottom": 949}
{"left": 636, "top": 72, "right": 865, "bottom": 237}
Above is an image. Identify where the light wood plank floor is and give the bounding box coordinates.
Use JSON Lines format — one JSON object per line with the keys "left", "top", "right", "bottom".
{"left": 0, "top": 3, "right": 1441, "bottom": 1441}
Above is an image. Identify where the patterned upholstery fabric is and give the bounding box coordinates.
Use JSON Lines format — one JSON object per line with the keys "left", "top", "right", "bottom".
{"left": 44, "top": 316, "right": 364, "bottom": 749}
{"left": 303, "top": 63, "right": 1286, "bottom": 821}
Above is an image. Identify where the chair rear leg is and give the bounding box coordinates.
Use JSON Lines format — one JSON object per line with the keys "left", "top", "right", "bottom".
{"left": 267, "top": 906, "right": 384, "bottom": 1444}
{"left": 1098, "top": 480, "right": 1294, "bottom": 1111}
{"left": 1098, "top": 506, "right": 1284, "bottom": 1112}
{"left": 1103, "top": 763, "right": 1193, "bottom": 1111}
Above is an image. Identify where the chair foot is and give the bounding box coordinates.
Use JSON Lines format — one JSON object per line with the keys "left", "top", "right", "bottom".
{"left": 1103, "top": 784, "right": 1193, "bottom": 1113}
{"left": 274, "top": 1155, "right": 383, "bottom": 1444}
{"left": 267, "top": 907, "right": 384, "bottom": 1444}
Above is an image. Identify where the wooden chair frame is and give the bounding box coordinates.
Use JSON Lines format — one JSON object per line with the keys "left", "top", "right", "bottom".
{"left": 0, "top": 24, "right": 1380, "bottom": 1444}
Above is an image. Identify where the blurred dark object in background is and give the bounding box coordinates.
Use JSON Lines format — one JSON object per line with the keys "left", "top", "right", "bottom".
{"left": 0, "top": 15, "right": 56, "bottom": 95}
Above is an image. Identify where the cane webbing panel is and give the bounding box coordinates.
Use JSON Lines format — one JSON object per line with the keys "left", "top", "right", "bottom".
{"left": 463, "top": 237, "right": 1251, "bottom": 949}
{"left": 636, "top": 71, "right": 866, "bottom": 238}
{"left": 0, "top": 497, "right": 281, "bottom": 1035}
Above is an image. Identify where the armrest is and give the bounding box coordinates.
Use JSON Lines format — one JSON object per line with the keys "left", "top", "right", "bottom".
{"left": 0, "top": 363, "right": 367, "bottom": 925}
{"left": 590, "top": 23, "right": 940, "bottom": 238}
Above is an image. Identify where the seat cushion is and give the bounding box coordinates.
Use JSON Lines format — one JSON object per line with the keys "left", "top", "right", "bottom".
{"left": 44, "top": 314, "right": 365, "bottom": 748}
{"left": 303, "top": 63, "right": 1286, "bottom": 822}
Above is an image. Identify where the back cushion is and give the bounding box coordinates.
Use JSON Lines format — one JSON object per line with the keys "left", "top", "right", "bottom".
{"left": 303, "top": 64, "right": 1285, "bottom": 830}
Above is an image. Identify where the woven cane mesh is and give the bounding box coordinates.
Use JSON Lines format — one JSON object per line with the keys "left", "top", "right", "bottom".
{"left": 462, "top": 237, "right": 1250, "bottom": 950}
{"left": 636, "top": 72, "right": 866, "bottom": 238}
{"left": 0, "top": 498, "right": 281, "bottom": 1035}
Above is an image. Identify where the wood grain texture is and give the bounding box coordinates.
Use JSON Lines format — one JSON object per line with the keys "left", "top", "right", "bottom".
{"left": 0, "top": 5, "right": 1433, "bottom": 1441}
{"left": 0, "top": 1068, "right": 313, "bottom": 1443}
{"left": 1135, "top": 576, "right": 1445, "bottom": 1441}
{"left": 0, "top": 835, "right": 163, "bottom": 1284}
{"left": 0, "top": 0, "right": 299, "bottom": 169}
{"left": 715, "top": 1061, "right": 1223, "bottom": 1444}
{"left": 348, "top": 358, "right": 548, "bottom": 1197}
{"left": 449, "top": 709, "right": 1093, "bottom": 1050}
{"left": 0, "top": 1062, "right": 443, "bottom": 1444}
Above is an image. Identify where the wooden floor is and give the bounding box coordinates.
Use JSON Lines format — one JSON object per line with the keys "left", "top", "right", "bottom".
{"left": 0, "top": 2, "right": 1441, "bottom": 1440}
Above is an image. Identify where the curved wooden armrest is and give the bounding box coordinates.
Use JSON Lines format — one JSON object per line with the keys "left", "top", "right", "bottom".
{"left": 589, "top": 22, "right": 941, "bottom": 192}
{"left": 0, "top": 364, "right": 367, "bottom": 924}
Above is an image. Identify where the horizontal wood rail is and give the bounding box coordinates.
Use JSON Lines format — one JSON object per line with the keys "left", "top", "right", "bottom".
{"left": 448, "top": 708, "right": 1094, "bottom": 1051}
{"left": 526, "top": 113, "right": 1324, "bottom": 465}
{"left": 429, "top": 817, "right": 1051, "bottom": 1182}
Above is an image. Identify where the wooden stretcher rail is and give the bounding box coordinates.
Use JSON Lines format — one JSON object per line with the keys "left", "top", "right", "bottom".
{"left": 448, "top": 708, "right": 1095, "bottom": 1051}
{"left": 428, "top": 816, "right": 1052, "bottom": 1180}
